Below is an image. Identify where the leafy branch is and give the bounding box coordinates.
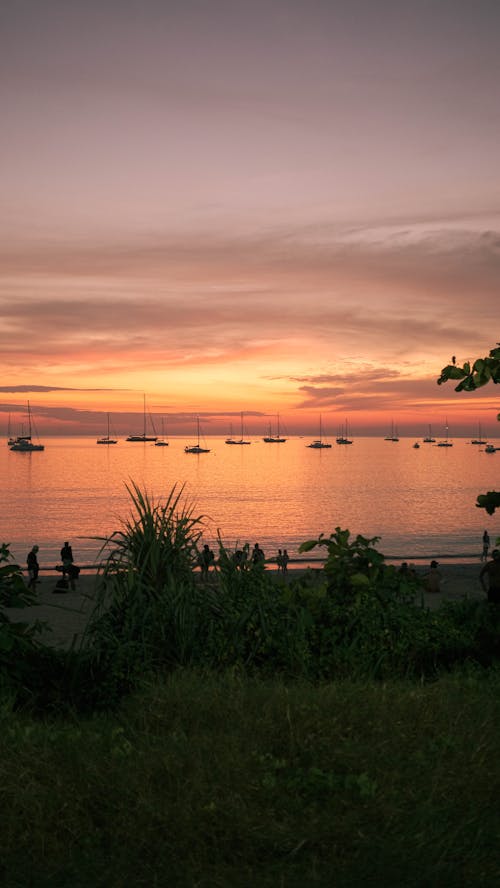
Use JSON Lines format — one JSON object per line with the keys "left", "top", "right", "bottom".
{"left": 437, "top": 343, "right": 500, "bottom": 514}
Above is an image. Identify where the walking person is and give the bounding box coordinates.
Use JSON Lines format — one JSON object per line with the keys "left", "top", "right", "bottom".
{"left": 27, "top": 545, "right": 40, "bottom": 591}
{"left": 282, "top": 549, "right": 289, "bottom": 574}
{"left": 480, "top": 549, "right": 500, "bottom": 603}
{"left": 481, "top": 530, "right": 490, "bottom": 562}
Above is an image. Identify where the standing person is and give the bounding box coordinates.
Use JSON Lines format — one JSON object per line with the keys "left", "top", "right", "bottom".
{"left": 27, "top": 545, "right": 40, "bottom": 590}
{"left": 252, "top": 543, "right": 265, "bottom": 566}
{"left": 60, "top": 541, "right": 73, "bottom": 577}
{"left": 481, "top": 530, "right": 490, "bottom": 562}
{"left": 424, "top": 560, "right": 442, "bottom": 593}
{"left": 199, "top": 544, "right": 214, "bottom": 581}
{"left": 276, "top": 549, "right": 283, "bottom": 572}
{"left": 282, "top": 549, "right": 289, "bottom": 574}
{"left": 480, "top": 549, "right": 500, "bottom": 603}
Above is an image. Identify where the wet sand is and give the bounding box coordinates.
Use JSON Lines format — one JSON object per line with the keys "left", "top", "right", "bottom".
{"left": 3, "top": 562, "right": 488, "bottom": 649}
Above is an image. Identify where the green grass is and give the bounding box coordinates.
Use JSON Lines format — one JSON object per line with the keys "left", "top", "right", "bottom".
{"left": 1, "top": 669, "right": 500, "bottom": 887}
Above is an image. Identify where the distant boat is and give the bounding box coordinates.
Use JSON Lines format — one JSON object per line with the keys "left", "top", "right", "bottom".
{"left": 484, "top": 444, "right": 497, "bottom": 454}
{"left": 263, "top": 414, "right": 287, "bottom": 443}
{"left": 225, "top": 412, "right": 251, "bottom": 445}
{"left": 185, "top": 416, "right": 210, "bottom": 453}
{"left": 155, "top": 416, "right": 169, "bottom": 447}
{"left": 423, "top": 424, "right": 435, "bottom": 443}
{"left": 336, "top": 420, "right": 353, "bottom": 445}
{"left": 126, "top": 395, "right": 158, "bottom": 442}
{"left": 384, "top": 421, "right": 399, "bottom": 442}
{"left": 413, "top": 442, "right": 420, "bottom": 449}
{"left": 307, "top": 415, "right": 332, "bottom": 449}
{"left": 437, "top": 419, "right": 453, "bottom": 447}
{"left": 471, "top": 423, "right": 487, "bottom": 445}
{"left": 9, "top": 401, "right": 45, "bottom": 452}
{"left": 97, "top": 413, "right": 118, "bottom": 445}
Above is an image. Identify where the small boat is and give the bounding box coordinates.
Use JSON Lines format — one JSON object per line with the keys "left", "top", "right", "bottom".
{"left": 485, "top": 444, "right": 497, "bottom": 454}
{"left": 423, "top": 424, "right": 435, "bottom": 443}
{"left": 336, "top": 420, "right": 353, "bottom": 445}
{"left": 185, "top": 416, "right": 210, "bottom": 453}
{"left": 97, "top": 413, "right": 118, "bottom": 444}
{"left": 225, "top": 412, "right": 251, "bottom": 445}
{"left": 307, "top": 415, "right": 332, "bottom": 449}
{"left": 155, "top": 416, "right": 169, "bottom": 446}
{"left": 471, "top": 423, "right": 487, "bottom": 445}
{"left": 263, "top": 414, "right": 286, "bottom": 443}
{"left": 384, "top": 421, "right": 399, "bottom": 442}
{"left": 9, "top": 401, "right": 45, "bottom": 451}
{"left": 126, "top": 395, "right": 158, "bottom": 442}
{"left": 437, "top": 419, "right": 453, "bottom": 447}
{"left": 413, "top": 442, "right": 420, "bottom": 449}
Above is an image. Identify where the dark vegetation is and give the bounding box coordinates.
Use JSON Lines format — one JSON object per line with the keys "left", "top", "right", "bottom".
{"left": 1, "top": 482, "right": 500, "bottom": 714}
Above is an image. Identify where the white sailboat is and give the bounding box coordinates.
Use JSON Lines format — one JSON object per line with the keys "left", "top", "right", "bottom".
{"left": 97, "top": 413, "right": 118, "bottom": 445}
{"left": 126, "top": 395, "right": 158, "bottom": 442}
{"left": 155, "top": 416, "right": 169, "bottom": 446}
{"left": 263, "top": 414, "right": 287, "bottom": 443}
{"left": 437, "top": 419, "right": 453, "bottom": 447}
{"left": 225, "top": 412, "right": 251, "bottom": 445}
{"left": 471, "top": 423, "right": 487, "bottom": 445}
{"left": 336, "top": 420, "right": 353, "bottom": 445}
{"left": 9, "top": 401, "right": 45, "bottom": 452}
{"left": 384, "top": 421, "right": 399, "bottom": 442}
{"left": 307, "top": 415, "right": 332, "bottom": 449}
{"left": 185, "top": 416, "right": 210, "bottom": 453}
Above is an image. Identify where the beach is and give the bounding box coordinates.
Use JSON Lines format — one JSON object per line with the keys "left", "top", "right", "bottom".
{"left": 3, "top": 561, "right": 488, "bottom": 650}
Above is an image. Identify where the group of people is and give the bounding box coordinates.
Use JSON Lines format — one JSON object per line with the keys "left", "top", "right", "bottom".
{"left": 197, "top": 542, "right": 292, "bottom": 579}
{"left": 26, "top": 541, "right": 81, "bottom": 593}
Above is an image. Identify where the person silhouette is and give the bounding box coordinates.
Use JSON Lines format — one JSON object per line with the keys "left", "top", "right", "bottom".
{"left": 27, "top": 545, "right": 40, "bottom": 590}
{"left": 482, "top": 530, "right": 490, "bottom": 562}
{"left": 60, "top": 541, "right": 73, "bottom": 577}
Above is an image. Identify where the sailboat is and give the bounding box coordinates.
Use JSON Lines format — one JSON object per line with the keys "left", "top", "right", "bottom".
{"left": 336, "top": 420, "right": 353, "bottom": 445}
{"left": 126, "top": 395, "right": 158, "bottom": 442}
{"left": 9, "top": 402, "right": 45, "bottom": 451}
{"left": 263, "top": 414, "right": 287, "bottom": 443}
{"left": 97, "top": 413, "right": 118, "bottom": 445}
{"left": 384, "top": 421, "right": 399, "bottom": 442}
{"left": 307, "top": 415, "right": 332, "bottom": 449}
{"left": 155, "top": 416, "right": 169, "bottom": 446}
{"left": 185, "top": 416, "right": 210, "bottom": 453}
{"left": 437, "top": 419, "right": 453, "bottom": 447}
{"left": 471, "top": 423, "right": 487, "bottom": 445}
{"left": 225, "top": 412, "right": 251, "bottom": 445}
{"left": 423, "top": 424, "right": 436, "bottom": 443}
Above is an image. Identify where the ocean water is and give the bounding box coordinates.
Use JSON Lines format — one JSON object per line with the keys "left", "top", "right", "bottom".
{"left": 2, "top": 435, "right": 499, "bottom": 567}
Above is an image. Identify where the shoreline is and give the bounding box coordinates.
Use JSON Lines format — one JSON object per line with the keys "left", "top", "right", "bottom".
{"left": 4, "top": 562, "right": 489, "bottom": 650}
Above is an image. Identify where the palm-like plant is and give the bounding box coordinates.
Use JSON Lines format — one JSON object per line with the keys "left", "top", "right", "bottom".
{"left": 98, "top": 481, "right": 203, "bottom": 593}
{"left": 84, "top": 483, "right": 208, "bottom": 672}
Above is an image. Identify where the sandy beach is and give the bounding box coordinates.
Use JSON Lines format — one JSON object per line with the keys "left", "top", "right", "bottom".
{"left": 3, "top": 562, "right": 489, "bottom": 650}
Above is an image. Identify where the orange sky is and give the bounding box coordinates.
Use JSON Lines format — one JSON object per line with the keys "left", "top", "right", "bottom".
{"left": 1, "top": 1, "right": 499, "bottom": 436}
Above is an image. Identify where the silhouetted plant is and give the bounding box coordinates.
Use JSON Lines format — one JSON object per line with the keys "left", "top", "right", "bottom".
{"left": 438, "top": 343, "right": 500, "bottom": 515}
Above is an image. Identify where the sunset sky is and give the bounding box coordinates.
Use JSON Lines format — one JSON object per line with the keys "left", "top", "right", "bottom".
{"left": 1, "top": 0, "right": 499, "bottom": 437}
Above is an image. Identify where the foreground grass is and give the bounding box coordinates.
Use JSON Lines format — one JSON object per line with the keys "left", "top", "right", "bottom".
{"left": 1, "top": 669, "right": 500, "bottom": 887}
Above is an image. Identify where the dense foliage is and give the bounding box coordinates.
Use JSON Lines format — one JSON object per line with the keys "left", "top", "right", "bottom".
{"left": 1, "top": 484, "right": 500, "bottom": 714}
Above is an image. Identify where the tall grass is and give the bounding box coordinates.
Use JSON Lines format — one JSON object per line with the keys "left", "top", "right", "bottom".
{"left": 1, "top": 669, "right": 500, "bottom": 886}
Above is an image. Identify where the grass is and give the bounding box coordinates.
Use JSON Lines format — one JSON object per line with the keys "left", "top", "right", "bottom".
{"left": 1, "top": 668, "right": 500, "bottom": 887}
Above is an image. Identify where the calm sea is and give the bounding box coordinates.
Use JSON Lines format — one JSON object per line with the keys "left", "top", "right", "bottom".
{"left": 2, "top": 435, "right": 499, "bottom": 568}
